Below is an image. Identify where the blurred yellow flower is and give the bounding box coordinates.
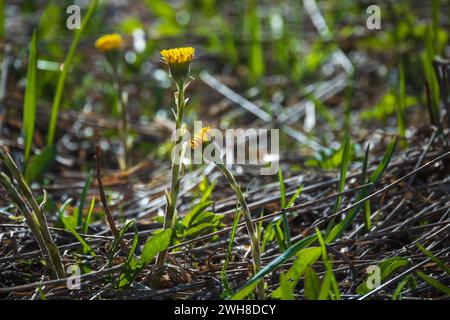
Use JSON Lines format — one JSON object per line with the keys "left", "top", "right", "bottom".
{"left": 161, "top": 47, "right": 195, "bottom": 65}
{"left": 191, "top": 127, "right": 211, "bottom": 149}
{"left": 95, "top": 34, "right": 123, "bottom": 52}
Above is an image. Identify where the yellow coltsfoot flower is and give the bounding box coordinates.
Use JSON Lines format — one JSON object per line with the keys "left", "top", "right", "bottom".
{"left": 160, "top": 47, "right": 195, "bottom": 83}
{"left": 95, "top": 34, "right": 123, "bottom": 52}
{"left": 161, "top": 47, "right": 195, "bottom": 64}
{"left": 191, "top": 127, "right": 211, "bottom": 149}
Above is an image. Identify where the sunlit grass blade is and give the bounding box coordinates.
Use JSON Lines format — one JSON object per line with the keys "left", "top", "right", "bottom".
{"left": 47, "top": 0, "right": 99, "bottom": 146}
{"left": 231, "top": 234, "right": 316, "bottom": 300}
{"left": 278, "top": 167, "right": 291, "bottom": 247}
{"left": 221, "top": 209, "right": 241, "bottom": 298}
{"left": 361, "top": 144, "right": 371, "bottom": 231}
{"left": 416, "top": 243, "right": 450, "bottom": 275}
{"left": 286, "top": 184, "right": 303, "bottom": 208}
{"left": 83, "top": 197, "right": 96, "bottom": 234}
{"left": 23, "top": 31, "right": 37, "bottom": 167}
{"left": 245, "top": 0, "right": 264, "bottom": 81}
{"left": 392, "top": 274, "right": 414, "bottom": 300}
{"left": 356, "top": 257, "right": 410, "bottom": 295}
{"left": 326, "top": 139, "right": 396, "bottom": 243}
{"left": 316, "top": 228, "right": 340, "bottom": 300}
{"left": 416, "top": 271, "right": 450, "bottom": 295}
{"left": 78, "top": 170, "right": 93, "bottom": 227}
{"left": 325, "top": 134, "right": 351, "bottom": 237}
{"left": 271, "top": 247, "right": 321, "bottom": 299}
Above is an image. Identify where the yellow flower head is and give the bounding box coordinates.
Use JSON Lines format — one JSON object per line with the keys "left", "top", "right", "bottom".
{"left": 95, "top": 34, "right": 123, "bottom": 52}
{"left": 191, "top": 127, "right": 211, "bottom": 149}
{"left": 161, "top": 47, "right": 195, "bottom": 65}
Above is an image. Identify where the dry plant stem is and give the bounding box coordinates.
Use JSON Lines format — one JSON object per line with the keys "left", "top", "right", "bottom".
{"left": 152, "top": 80, "right": 187, "bottom": 288}
{"left": 0, "top": 147, "right": 66, "bottom": 278}
{"left": 95, "top": 145, "right": 119, "bottom": 239}
{"left": 215, "top": 162, "right": 265, "bottom": 300}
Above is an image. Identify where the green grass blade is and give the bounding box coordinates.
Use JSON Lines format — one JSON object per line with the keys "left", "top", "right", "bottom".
{"left": 356, "top": 257, "right": 410, "bottom": 295}
{"left": 362, "top": 144, "right": 371, "bottom": 231}
{"left": 59, "top": 209, "right": 95, "bottom": 257}
{"left": 83, "top": 197, "right": 96, "bottom": 234}
{"left": 221, "top": 210, "right": 241, "bottom": 298}
{"left": 326, "top": 139, "right": 396, "bottom": 243}
{"left": 23, "top": 31, "right": 37, "bottom": 167}
{"left": 46, "top": 0, "right": 99, "bottom": 146}
{"left": 304, "top": 266, "right": 321, "bottom": 300}
{"left": 245, "top": 0, "right": 264, "bottom": 81}
{"left": 334, "top": 134, "right": 351, "bottom": 212}
{"left": 231, "top": 234, "right": 316, "bottom": 300}
{"left": 271, "top": 247, "right": 321, "bottom": 299}
{"left": 416, "top": 271, "right": 450, "bottom": 295}
{"left": 325, "top": 134, "right": 351, "bottom": 236}
{"left": 286, "top": 184, "right": 303, "bottom": 208}
{"left": 278, "top": 168, "right": 286, "bottom": 208}
{"left": 278, "top": 168, "right": 291, "bottom": 247}
{"left": 416, "top": 243, "right": 450, "bottom": 275}
{"left": 316, "top": 228, "right": 340, "bottom": 300}
{"left": 392, "top": 275, "right": 412, "bottom": 300}
{"left": 78, "top": 170, "right": 93, "bottom": 227}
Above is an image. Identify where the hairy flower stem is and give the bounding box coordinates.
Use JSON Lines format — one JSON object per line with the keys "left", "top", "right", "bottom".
{"left": 0, "top": 147, "right": 66, "bottom": 279}
{"left": 215, "top": 162, "right": 265, "bottom": 300}
{"left": 152, "top": 80, "right": 187, "bottom": 288}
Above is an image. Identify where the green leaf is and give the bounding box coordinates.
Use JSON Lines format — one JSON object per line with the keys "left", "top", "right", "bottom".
{"left": 118, "top": 228, "right": 172, "bottom": 288}
{"left": 58, "top": 204, "right": 95, "bottom": 257}
{"left": 272, "top": 247, "right": 321, "bottom": 299}
{"left": 304, "top": 267, "right": 321, "bottom": 300}
{"left": 231, "top": 234, "right": 316, "bottom": 300}
{"left": 200, "top": 179, "right": 216, "bottom": 202}
{"left": 416, "top": 271, "right": 450, "bottom": 295}
{"left": 182, "top": 201, "right": 213, "bottom": 228}
{"left": 356, "top": 257, "right": 410, "bottom": 295}
{"left": 25, "top": 145, "right": 56, "bottom": 183}
{"left": 23, "top": 31, "right": 37, "bottom": 167}
{"left": 279, "top": 272, "right": 295, "bottom": 300}
{"left": 139, "top": 229, "right": 172, "bottom": 268}
{"left": 183, "top": 221, "right": 222, "bottom": 238}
